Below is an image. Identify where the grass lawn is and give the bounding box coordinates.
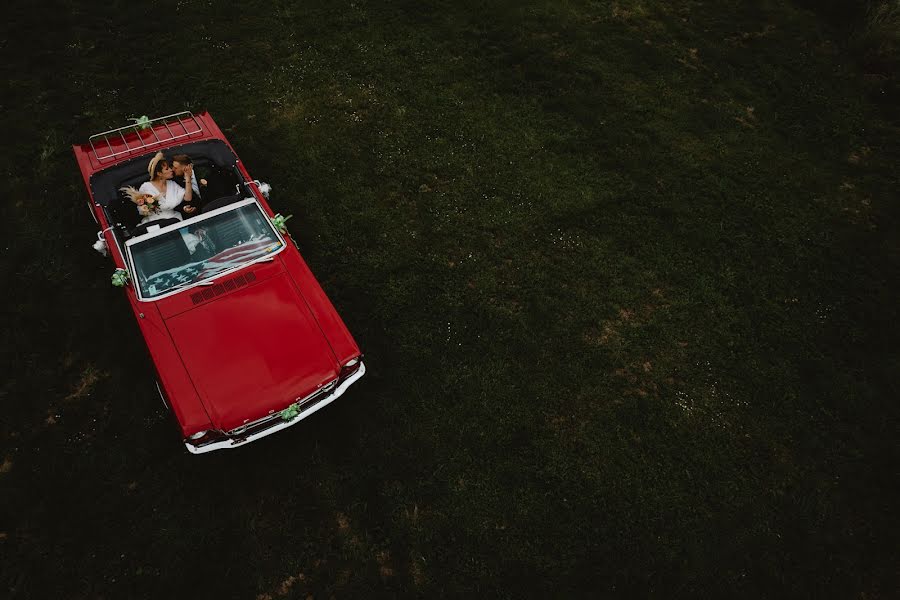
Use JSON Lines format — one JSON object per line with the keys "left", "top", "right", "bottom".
{"left": 1, "top": 0, "right": 897, "bottom": 597}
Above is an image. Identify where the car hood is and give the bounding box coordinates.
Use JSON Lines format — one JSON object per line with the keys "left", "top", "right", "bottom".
{"left": 164, "top": 270, "right": 339, "bottom": 432}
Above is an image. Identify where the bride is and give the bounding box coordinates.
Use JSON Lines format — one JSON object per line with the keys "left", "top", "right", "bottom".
{"left": 126, "top": 152, "right": 201, "bottom": 252}
{"left": 137, "top": 152, "right": 197, "bottom": 223}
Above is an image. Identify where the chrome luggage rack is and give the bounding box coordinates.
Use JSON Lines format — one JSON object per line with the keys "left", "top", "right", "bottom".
{"left": 89, "top": 111, "right": 204, "bottom": 163}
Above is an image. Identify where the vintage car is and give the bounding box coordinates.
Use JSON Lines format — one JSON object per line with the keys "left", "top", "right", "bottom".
{"left": 73, "top": 111, "right": 365, "bottom": 453}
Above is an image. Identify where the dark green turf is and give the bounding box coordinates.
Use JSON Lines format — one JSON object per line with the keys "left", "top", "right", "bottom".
{"left": 1, "top": 1, "right": 897, "bottom": 597}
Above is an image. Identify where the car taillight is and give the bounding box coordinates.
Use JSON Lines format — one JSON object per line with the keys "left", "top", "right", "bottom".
{"left": 339, "top": 357, "right": 362, "bottom": 380}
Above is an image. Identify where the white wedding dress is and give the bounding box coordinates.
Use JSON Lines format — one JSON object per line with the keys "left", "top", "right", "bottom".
{"left": 138, "top": 180, "right": 186, "bottom": 223}
{"left": 138, "top": 180, "right": 200, "bottom": 253}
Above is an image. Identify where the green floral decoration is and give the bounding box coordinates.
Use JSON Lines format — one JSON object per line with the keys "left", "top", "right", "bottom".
{"left": 131, "top": 115, "right": 151, "bottom": 130}
{"left": 272, "top": 213, "right": 293, "bottom": 234}
{"left": 279, "top": 402, "right": 300, "bottom": 421}
{"left": 111, "top": 268, "right": 130, "bottom": 287}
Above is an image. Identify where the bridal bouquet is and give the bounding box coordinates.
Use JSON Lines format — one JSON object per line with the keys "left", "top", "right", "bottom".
{"left": 120, "top": 185, "right": 161, "bottom": 216}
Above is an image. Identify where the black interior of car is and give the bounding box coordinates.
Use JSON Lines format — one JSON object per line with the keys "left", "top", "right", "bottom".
{"left": 90, "top": 140, "right": 245, "bottom": 242}
{"left": 131, "top": 218, "right": 181, "bottom": 239}
{"left": 201, "top": 192, "right": 245, "bottom": 213}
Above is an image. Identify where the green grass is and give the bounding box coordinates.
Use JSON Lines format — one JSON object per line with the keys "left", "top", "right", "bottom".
{"left": 1, "top": 0, "right": 897, "bottom": 597}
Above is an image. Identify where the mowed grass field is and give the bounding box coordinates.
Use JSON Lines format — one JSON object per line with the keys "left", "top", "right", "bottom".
{"left": 1, "top": 1, "right": 897, "bottom": 597}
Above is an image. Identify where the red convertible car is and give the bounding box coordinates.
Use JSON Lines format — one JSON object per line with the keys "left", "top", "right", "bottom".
{"left": 73, "top": 112, "right": 365, "bottom": 453}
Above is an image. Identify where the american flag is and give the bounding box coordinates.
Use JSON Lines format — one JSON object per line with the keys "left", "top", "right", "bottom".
{"left": 195, "top": 238, "right": 278, "bottom": 279}
{"left": 144, "top": 237, "right": 278, "bottom": 295}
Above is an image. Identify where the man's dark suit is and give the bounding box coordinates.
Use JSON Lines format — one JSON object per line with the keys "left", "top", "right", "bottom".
{"left": 170, "top": 171, "right": 201, "bottom": 217}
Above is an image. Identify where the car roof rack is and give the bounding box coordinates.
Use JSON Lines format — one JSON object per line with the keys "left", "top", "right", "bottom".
{"left": 88, "top": 111, "right": 204, "bottom": 164}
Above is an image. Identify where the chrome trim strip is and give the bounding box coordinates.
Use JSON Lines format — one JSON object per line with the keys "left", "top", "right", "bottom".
{"left": 125, "top": 198, "right": 259, "bottom": 245}
{"left": 227, "top": 379, "right": 338, "bottom": 436}
{"left": 184, "top": 362, "right": 366, "bottom": 454}
{"left": 155, "top": 380, "right": 168, "bottom": 410}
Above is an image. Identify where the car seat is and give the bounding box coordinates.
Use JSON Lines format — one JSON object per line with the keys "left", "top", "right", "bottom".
{"left": 202, "top": 192, "right": 245, "bottom": 213}
{"left": 131, "top": 217, "right": 182, "bottom": 238}
{"left": 134, "top": 229, "right": 191, "bottom": 278}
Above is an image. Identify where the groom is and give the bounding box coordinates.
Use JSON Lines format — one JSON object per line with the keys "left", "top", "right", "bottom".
{"left": 170, "top": 154, "right": 204, "bottom": 215}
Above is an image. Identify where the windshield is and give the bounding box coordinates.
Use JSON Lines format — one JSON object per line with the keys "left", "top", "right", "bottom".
{"left": 127, "top": 200, "right": 284, "bottom": 299}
